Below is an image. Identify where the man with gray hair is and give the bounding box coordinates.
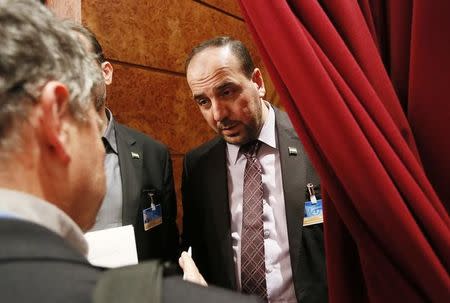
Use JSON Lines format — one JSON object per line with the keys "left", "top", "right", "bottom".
{"left": 0, "top": 0, "right": 106, "bottom": 301}
{"left": 0, "top": 1, "right": 259, "bottom": 302}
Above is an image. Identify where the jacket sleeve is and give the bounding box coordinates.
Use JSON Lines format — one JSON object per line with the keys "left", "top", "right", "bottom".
{"left": 180, "top": 155, "right": 192, "bottom": 252}
{"left": 161, "top": 150, "right": 181, "bottom": 262}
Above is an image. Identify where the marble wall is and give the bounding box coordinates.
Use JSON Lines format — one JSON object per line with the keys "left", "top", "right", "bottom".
{"left": 47, "top": 0, "right": 81, "bottom": 22}
{"left": 49, "top": 0, "right": 280, "bottom": 230}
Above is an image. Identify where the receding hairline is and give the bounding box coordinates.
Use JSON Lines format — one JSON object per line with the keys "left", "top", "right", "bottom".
{"left": 185, "top": 37, "right": 255, "bottom": 79}
{"left": 186, "top": 44, "right": 232, "bottom": 70}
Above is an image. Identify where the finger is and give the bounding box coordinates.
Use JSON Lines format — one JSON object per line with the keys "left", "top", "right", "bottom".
{"left": 181, "top": 253, "right": 196, "bottom": 272}
{"left": 178, "top": 251, "right": 190, "bottom": 269}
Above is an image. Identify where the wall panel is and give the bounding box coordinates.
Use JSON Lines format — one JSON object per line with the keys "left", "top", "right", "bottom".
{"left": 83, "top": 0, "right": 260, "bottom": 71}
{"left": 47, "top": 0, "right": 81, "bottom": 21}
{"left": 199, "top": 0, "right": 243, "bottom": 18}
{"left": 108, "top": 63, "right": 215, "bottom": 154}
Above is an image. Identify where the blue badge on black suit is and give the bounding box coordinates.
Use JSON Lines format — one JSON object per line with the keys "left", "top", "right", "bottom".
{"left": 142, "top": 191, "right": 162, "bottom": 231}
{"left": 303, "top": 183, "right": 324, "bottom": 226}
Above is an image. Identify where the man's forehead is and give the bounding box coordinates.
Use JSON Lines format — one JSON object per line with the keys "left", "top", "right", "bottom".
{"left": 187, "top": 47, "right": 243, "bottom": 84}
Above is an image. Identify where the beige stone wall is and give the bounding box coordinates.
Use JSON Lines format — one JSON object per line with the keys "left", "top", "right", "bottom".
{"left": 47, "top": 0, "right": 81, "bottom": 22}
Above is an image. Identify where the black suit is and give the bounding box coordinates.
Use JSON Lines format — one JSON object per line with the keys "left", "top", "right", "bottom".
{"left": 182, "top": 108, "right": 327, "bottom": 302}
{"left": 0, "top": 218, "right": 260, "bottom": 303}
{"left": 0, "top": 219, "right": 101, "bottom": 302}
{"left": 115, "top": 123, "right": 179, "bottom": 262}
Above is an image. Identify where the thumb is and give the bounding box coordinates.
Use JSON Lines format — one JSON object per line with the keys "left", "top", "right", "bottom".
{"left": 178, "top": 251, "right": 189, "bottom": 269}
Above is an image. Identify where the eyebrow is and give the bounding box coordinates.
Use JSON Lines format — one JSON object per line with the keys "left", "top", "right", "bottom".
{"left": 193, "top": 93, "right": 206, "bottom": 100}
{"left": 192, "top": 81, "right": 236, "bottom": 100}
{"left": 215, "top": 81, "right": 235, "bottom": 92}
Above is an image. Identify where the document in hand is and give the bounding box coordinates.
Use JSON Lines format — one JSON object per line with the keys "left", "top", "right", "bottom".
{"left": 85, "top": 224, "right": 138, "bottom": 268}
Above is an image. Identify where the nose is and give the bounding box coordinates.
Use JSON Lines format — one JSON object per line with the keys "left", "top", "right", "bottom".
{"left": 212, "top": 100, "right": 228, "bottom": 122}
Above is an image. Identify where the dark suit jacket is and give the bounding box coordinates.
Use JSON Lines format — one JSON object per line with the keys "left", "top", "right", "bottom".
{"left": 181, "top": 108, "right": 328, "bottom": 303}
{"left": 0, "top": 218, "right": 261, "bottom": 303}
{"left": 0, "top": 219, "right": 101, "bottom": 302}
{"left": 115, "top": 123, "right": 179, "bottom": 262}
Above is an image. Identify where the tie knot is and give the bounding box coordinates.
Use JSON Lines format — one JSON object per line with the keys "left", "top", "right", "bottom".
{"left": 240, "top": 140, "right": 261, "bottom": 158}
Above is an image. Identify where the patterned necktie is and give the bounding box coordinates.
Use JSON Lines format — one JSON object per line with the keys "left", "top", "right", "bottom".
{"left": 240, "top": 140, "right": 267, "bottom": 300}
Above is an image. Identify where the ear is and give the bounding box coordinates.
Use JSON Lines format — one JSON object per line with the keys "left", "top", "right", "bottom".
{"left": 101, "top": 61, "right": 114, "bottom": 85}
{"left": 251, "top": 68, "right": 266, "bottom": 98}
{"left": 38, "top": 81, "right": 71, "bottom": 164}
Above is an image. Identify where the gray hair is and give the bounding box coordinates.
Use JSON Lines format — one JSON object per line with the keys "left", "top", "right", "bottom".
{"left": 0, "top": 0, "right": 102, "bottom": 153}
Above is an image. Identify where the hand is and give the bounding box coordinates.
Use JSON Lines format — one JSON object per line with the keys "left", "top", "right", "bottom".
{"left": 178, "top": 251, "right": 208, "bottom": 287}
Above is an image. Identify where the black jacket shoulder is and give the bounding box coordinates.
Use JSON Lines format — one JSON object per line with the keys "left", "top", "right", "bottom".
{"left": 0, "top": 219, "right": 101, "bottom": 303}
{"left": 185, "top": 136, "right": 225, "bottom": 165}
{"left": 115, "top": 122, "right": 169, "bottom": 153}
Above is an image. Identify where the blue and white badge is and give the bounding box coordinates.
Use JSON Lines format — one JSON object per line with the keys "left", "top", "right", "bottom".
{"left": 303, "top": 183, "right": 323, "bottom": 226}
{"left": 142, "top": 192, "right": 162, "bottom": 231}
{"left": 303, "top": 199, "right": 323, "bottom": 226}
{"left": 143, "top": 204, "right": 162, "bottom": 231}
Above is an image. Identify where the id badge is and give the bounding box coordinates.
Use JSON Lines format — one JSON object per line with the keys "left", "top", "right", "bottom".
{"left": 143, "top": 204, "right": 162, "bottom": 231}
{"left": 303, "top": 199, "right": 324, "bottom": 226}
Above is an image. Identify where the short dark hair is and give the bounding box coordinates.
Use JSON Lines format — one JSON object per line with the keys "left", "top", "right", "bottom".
{"left": 185, "top": 36, "right": 255, "bottom": 78}
{"left": 67, "top": 22, "right": 106, "bottom": 63}
{"left": 64, "top": 21, "right": 108, "bottom": 111}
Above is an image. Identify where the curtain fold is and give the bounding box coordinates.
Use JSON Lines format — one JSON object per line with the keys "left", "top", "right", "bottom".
{"left": 238, "top": 1, "right": 450, "bottom": 302}
{"left": 408, "top": 0, "right": 450, "bottom": 215}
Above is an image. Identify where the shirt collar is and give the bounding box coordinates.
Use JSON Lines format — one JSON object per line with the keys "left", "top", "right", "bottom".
{"left": 102, "top": 108, "right": 118, "bottom": 154}
{"left": 227, "top": 103, "right": 277, "bottom": 165}
{"left": 0, "top": 188, "right": 88, "bottom": 256}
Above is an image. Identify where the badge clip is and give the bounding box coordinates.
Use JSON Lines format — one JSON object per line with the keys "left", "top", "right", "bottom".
{"left": 148, "top": 192, "right": 156, "bottom": 211}
{"left": 307, "top": 183, "right": 317, "bottom": 204}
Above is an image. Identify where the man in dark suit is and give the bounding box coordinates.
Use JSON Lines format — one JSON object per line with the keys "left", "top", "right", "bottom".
{"left": 69, "top": 23, "right": 179, "bottom": 262}
{"left": 182, "top": 37, "right": 328, "bottom": 302}
{"left": 0, "top": 2, "right": 260, "bottom": 302}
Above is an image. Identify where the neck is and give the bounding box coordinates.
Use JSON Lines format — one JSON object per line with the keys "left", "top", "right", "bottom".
{"left": 0, "top": 153, "right": 43, "bottom": 201}
{"left": 257, "top": 99, "right": 269, "bottom": 135}
{"left": 99, "top": 105, "right": 109, "bottom": 135}
{"left": 261, "top": 100, "right": 269, "bottom": 123}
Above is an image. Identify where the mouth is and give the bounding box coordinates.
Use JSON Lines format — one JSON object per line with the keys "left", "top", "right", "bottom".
{"left": 220, "top": 122, "right": 239, "bottom": 135}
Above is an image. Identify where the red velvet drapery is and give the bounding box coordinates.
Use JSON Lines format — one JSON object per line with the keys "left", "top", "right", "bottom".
{"left": 238, "top": 1, "right": 450, "bottom": 302}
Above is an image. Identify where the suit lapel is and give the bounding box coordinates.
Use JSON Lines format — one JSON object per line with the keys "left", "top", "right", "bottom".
{"left": 203, "top": 139, "right": 237, "bottom": 289}
{"left": 275, "top": 109, "right": 307, "bottom": 293}
{"left": 115, "top": 123, "right": 143, "bottom": 225}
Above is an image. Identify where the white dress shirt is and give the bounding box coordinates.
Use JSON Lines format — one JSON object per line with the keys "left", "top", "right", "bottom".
{"left": 226, "top": 105, "right": 296, "bottom": 303}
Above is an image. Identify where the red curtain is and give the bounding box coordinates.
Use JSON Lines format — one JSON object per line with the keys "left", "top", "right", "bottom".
{"left": 238, "top": 1, "right": 450, "bottom": 302}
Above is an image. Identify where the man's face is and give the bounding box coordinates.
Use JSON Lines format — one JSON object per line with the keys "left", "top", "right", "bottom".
{"left": 66, "top": 105, "right": 106, "bottom": 230}
{"left": 187, "top": 46, "right": 266, "bottom": 145}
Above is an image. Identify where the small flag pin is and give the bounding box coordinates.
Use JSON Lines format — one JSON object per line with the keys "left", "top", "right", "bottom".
{"left": 288, "top": 147, "right": 298, "bottom": 156}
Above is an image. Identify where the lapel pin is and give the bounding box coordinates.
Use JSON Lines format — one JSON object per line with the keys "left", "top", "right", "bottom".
{"left": 131, "top": 152, "right": 140, "bottom": 159}
{"left": 288, "top": 147, "right": 298, "bottom": 156}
